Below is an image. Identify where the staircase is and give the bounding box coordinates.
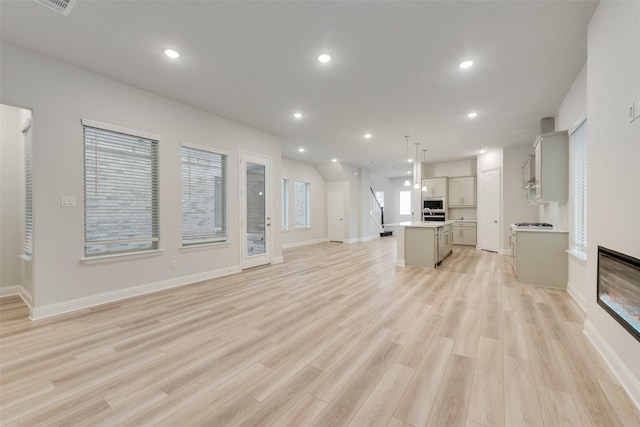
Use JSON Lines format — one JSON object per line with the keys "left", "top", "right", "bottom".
{"left": 370, "top": 187, "right": 393, "bottom": 237}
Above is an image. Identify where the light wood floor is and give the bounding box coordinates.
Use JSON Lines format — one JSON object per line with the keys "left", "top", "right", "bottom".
{"left": 2, "top": 239, "right": 639, "bottom": 426}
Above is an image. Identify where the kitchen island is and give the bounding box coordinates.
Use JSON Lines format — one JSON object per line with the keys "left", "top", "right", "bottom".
{"left": 392, "top": 221, "right": 455, "bottom": 268}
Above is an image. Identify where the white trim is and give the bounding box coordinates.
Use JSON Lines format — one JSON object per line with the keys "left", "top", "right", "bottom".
{"left": 499, "top": 248, "right": 512, "bottom": 256}
{"left": 80, "top": 249, "right": 164, "bottom": 265}
{"left": 29, "top": 266, "right": 241, "bottom": 320}
{"left": 583, "top": 320, "right": 640, "bottom": 411}
{"left": 19, "top": 254, "right": 33, "bottom": 262}
{"left": 396, "top": 258, "right": 406, "bottom": 267}
{"left": 568, "top": 113, "right": 587, "bottom": 136}
{"left": 566, "top": 282, "right": 587, "bottom": 313}
{"left": 361, "top": 233, "right": 379, "bottom": 242}
{"left": 272, "top": 256, "right": 284, "bottom": 264}
{"left": 0, "top": 285, "right": 33, "bottom": 307}
{"left": 180, "top": 141, "right": 229, "bottom": 157}
{"left": 180, "top": 242, "right": 230, "bottom": 252}
{"left": 344, "top": 237, "right": 359, "bottom": 244}
{"left": 566, "top": 249, "right": 587, "bottom": 264}
{"left": 282, "top": 238, "right": 329, "bottom": 249}
{"left": 81, "top": 118, "right": 160, "bottom": 142}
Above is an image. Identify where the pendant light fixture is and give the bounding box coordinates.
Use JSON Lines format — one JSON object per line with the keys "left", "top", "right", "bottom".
{"left": 413, "top": 142, "right": 420, "bottom": 189}
{"left": 403, "top": 135, "right": 411, "bottom": 186}
{"left": 421, "top": 149, "right": 428, "bottom": 192}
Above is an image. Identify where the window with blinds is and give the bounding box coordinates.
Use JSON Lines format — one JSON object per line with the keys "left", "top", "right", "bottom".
{"left": 294, "top": 181, "right": 310, "bottom": 228}
{"left": 24, "top": 125, "right": 33, "bottom": 257}
{"left": 570, "top": 119, "right": 587, "bottom": 255}
{"left": 181, "top": 144, "right": 227, "bottom": 246}
{"left": 281, "top": 178, "right": 289, "bottom": 230}
{"left": 83, "top": 121, "right": 159, "bottom": 256}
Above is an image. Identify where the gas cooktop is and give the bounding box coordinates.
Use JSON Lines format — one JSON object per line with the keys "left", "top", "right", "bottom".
{"left": 514, "top": 222, "right": 553, "bottom": 228}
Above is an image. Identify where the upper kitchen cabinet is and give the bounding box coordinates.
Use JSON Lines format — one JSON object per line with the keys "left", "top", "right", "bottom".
{"left": 522, "top": 154, "right": 537, "bottom": 203}
{"left": 448, "top": 176, "right": 476, "bottom": 207}
{"left": 534, "top": 131, "right": 569, "bottom": 202}
{"left": 422, "top": 177, "right": 448, "bottom": 198}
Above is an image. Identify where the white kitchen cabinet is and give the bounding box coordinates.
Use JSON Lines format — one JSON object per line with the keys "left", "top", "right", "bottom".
{"left": 534, "top": 131, "right": 568, "bottom": 202}
{"left": 453, "top": 222, "right": 477, "bottom": 246}
{"left": 522, "top": 155, "right": 536, "bottom": 203}
{"left": 422, "top": 177, "right": 448, "bottom": 198}
{"left": 448, "top": 176, "right": 476, "bottom": 207}
{"left": 511, "top": 227, "right": 568, "bottom": 288}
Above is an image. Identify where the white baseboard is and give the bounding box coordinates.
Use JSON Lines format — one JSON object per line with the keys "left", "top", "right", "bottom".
{"left": 282, "top": 238, "right": 329, "bottom": 249}
{"left": 344, "top": 238, "right": 358, "bottom": 244}
{"left": 567, "top": 281, "right": 587, "bottom": 313}
{"left": 361, "top": 233, "right": 380, "bottom": 242}
{"left": 583, "top": 320, "right": 640, "bottom": 411}
{"left": 0, "top": 285, "right": 33, "bottom": 307}
{"left": 396, "top": 259, "right": 406, "bottom": 267}
{"left": 499, "top": 248, "right": 513, "bottom": 256}
{"left": 271, "top": 256, "right": 284, "bottom": 264}
{"left": 30, "top": 266, "right": 241, "bottom": 320}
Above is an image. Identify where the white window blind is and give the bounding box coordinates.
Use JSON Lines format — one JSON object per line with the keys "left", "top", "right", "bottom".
{"left": 181, "top": 145, "right": 227, "bottom": 246}
{"left": 281, "top": 178, "right": 289, "bottom": 230}
{"left": 570, "top": 119, "right": 587, "bottom": 255}
{"left": 83, "top": 123, "right": 159, "bottom": 256}
{"left": 294, "top": 181, "right": 310, "bottom": 227}
{"left": 23, "top": 125, "right": 33, "bottom": 257}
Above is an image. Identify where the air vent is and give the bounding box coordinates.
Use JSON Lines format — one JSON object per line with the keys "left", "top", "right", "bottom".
{"left": 33, "top": 0, "right": 77, "bottom": 16}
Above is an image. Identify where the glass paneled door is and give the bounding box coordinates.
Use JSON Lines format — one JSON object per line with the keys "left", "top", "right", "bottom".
{"left": 241, "top": 153, "right": 271, "bottom": 269}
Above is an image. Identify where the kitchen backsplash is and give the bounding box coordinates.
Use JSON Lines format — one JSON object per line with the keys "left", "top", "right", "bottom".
{"left": 539, "top": 202, "right": 568, "bottom": 229}
{"left": 449, "top": 208, "right": 477, "bottom": 221}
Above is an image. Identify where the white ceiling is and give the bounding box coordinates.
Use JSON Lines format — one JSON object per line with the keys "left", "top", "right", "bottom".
{"left": 0, "top": 0, "right": 597, "bottom": 177}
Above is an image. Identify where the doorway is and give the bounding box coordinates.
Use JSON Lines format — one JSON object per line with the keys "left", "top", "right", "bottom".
{"left": 240, "top": 152, "right": 271, "bottom": 269}
{"left": 328, "top": 190, "right": 344, "bottom": 242}
{"left": 478, "top": 168, "right": 501, "bottom": 252}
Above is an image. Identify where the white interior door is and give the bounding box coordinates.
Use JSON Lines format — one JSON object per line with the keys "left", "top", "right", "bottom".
{"left": 328, "top": 190, "right": 345, "bottom": 242}
{"left": 478, "top": 168, "right": 501, "bottom": 252}
{"left": 240, "top": 153, "right": 271, "bottom": 269}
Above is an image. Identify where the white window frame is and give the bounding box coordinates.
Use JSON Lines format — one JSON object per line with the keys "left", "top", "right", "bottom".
{"left": 23, "top": 120, "right": 33, "bottom": 258}
{"left": 281, "top": 178, "right": 289, "bottom": 230}
{"left": 81, "top": 119, "right": 160, "bottom": 258}
{"left": 569, "top": 117, "right": 587, "bottom": 259}
{"left": 181, "top": 142, "right": 228, "bottom": 247}
{"left": 294, "top": 180, "right": 310, "bottom": 228}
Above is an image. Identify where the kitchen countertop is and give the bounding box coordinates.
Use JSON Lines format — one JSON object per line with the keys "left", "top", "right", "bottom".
{"left": 510, "top": 224, "right": 568, "bottom": 233}
{"left": 390, "top": 221, "right": 456, "bottom": 228}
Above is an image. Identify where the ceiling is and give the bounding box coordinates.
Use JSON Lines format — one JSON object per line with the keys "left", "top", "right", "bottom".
{"left": 0, "top": 0, "right": 597, "bottom": 177}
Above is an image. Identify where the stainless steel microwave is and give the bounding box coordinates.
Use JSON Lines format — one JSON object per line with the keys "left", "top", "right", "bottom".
{"left": 423, "top": 197, "right": 445, "bottom": 211}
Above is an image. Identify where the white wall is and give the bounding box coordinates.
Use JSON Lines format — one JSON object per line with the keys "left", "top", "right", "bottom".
{"left": 503, "top": 144, "right": 538, "bottom": 251}
{"left": 1, "top": 44, "right": 282, "bottom": 312}
{"left": 0, "top": 105, "right": 24, "bottom": 291}
{"left": 281, "top": 158, "right": 327, "bottom": 248}
{"left": 554, "top": 62, "right": 588, "bottom": 310}
{"left": 422, "top": 157, "right": 476, "bottom": 178}
{"left": 584, "top": 1, "right": 640, "bottom": 408}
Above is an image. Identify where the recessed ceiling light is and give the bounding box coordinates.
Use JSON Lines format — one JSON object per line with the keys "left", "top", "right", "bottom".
{"left": 298, "top": 148, "right": 305, "bottom": 153}
{"left": 408, "top": 158, "right": 414, "bottom": 163}
{"left": 467, "top": 112, "right": 478, "bottom": 118}
{"left": 318, "top": 54, "right": 332, "bottom": 63}
{"left": 459, "top": 60, "right": 473, "bottom": 69}
{"left": 364, "top": 133, "right": 372, "bottom": 139}
{"left": 163, "top": 49, "right": 180, "bottom": 59}
{"left": 478, "top": 146, "right": 488, "bottom": 153}
{"left": 293, "top": 112, "right": 303, "bottom": 119}
{"left": 332, "top": 158, "right": 337, "bottom": 162}
{"left": 407, "top": 170, "right": 411, "bottom": 175}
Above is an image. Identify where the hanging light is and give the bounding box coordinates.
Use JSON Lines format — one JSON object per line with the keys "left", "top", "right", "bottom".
{"left": 413, "top": 142, "right": 420, "bottom": 189}
{"left": 421, "top": 149, "right": 428, "bottom": 191}
{"left": 404, "top": 179, "right": 410, "bottom": 187}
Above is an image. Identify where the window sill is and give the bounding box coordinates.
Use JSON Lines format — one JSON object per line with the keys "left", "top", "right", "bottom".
{"left": 282, "top": 228, "right": 290, "bottom": 232}
{"left": 180, "top": 242, "right": 229, "bottom": 252}
{"left": 566, "top": 249, "right": 587, "bottom": 264}
{"left": 295, "top": 226, "right": 311, "bottom": 230}
{"left": 19, "top": 254, "right": 32, "bottom": 262}
{"left": 80, "top": 249, "right": 164, "bottom": 265}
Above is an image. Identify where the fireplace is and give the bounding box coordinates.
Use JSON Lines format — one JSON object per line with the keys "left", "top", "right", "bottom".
{"left": 597, "top": 246, "right": 640, "bottom": 342}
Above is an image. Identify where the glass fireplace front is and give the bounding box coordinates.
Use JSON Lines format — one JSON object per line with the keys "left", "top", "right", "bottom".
{"left": 597, "top": 246, "right": 640, "bottom": 342}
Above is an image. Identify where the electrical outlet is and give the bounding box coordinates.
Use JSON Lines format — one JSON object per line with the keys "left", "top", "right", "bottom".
{"left": 171, "top": 260, "right": 178, "bottom": 269}
{"left": 60, "top": 196, "right": 76, "bottom": 207}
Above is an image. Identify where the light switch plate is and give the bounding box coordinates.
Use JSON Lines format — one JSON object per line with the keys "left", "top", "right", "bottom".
{"left": 630, "top": 103, "right": 636, "bottom": 123}
{"left": 60, "top": 196, "right": 76, "bottom": 207}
